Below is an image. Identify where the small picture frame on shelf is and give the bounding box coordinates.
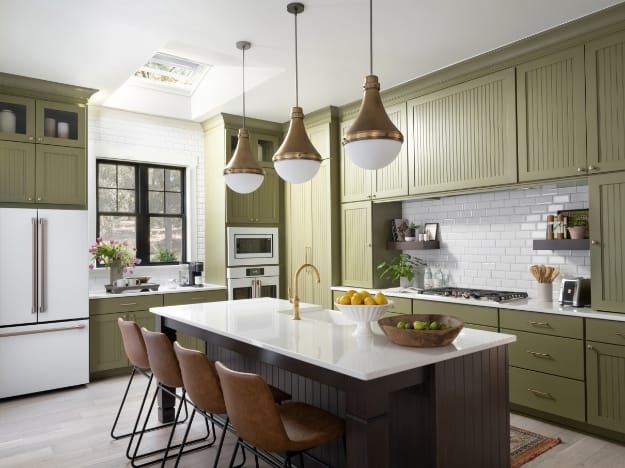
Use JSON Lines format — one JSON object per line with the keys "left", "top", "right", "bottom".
{"left": 424, "top": 223, "right": 439, "bottom": 241}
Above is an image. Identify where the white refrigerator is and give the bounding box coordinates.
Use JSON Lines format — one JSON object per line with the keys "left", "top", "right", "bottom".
{"left": 0, "top": 208, "right": 89, "bottom": 399}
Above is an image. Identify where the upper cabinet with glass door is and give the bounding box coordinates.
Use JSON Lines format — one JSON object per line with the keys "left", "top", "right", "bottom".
{"left": 0, "top": 94, "right": 86, "bottom": 148}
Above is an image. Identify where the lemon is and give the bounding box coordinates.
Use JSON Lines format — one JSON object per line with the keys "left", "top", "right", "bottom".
{"left": 350, "top": 293, "right": 364, "bottom": 305}
{"left": 345, "top": 289, "right": 356, "bottom": 297}
{"left": 364, "top": 297, "right": 376, "bottom": 305}
{"left": 338, "top": 294, "right": 351, "bottom": 305}
{"left": 359, "top": 290, "right": 371, "bottom": 298}
{"left": 373, "top": 292, "right": 388, "bottom": 305}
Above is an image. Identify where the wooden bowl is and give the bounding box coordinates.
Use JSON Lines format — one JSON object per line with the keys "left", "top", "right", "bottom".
{"left": 377, "top": 314, "right": 464, "bottom": 347}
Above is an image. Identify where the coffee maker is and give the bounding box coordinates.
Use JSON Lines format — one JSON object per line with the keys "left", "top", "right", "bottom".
{"left": 186, "top": 261, "right": 204, "bottom": 287}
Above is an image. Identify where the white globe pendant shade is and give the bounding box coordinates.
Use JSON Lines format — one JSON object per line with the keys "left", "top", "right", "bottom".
{"left": 274, "top": 158, "right": 320, "bottom": 184}
{"left": 224, "top": 172, "right": 264, "bottom": 194}
{"left": 343, "top": 75, "right": 403, "bottom": 170}
{"left": 343, "top": 138, "right": 403, "bottom": 171}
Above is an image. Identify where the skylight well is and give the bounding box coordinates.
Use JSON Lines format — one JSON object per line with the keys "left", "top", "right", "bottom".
{"left": 132, "top": 52, "right": 211, "bottom": 95}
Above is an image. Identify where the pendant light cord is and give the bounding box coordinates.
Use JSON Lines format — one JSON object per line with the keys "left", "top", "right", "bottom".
{"left": 369, "top": 0, "right": 373, "bottom": 75}
{"left": 294, "top": 9, "right": 299, "bottom": 107}
{"left": 242, "top": 45, "right": 246, "bottom": 129}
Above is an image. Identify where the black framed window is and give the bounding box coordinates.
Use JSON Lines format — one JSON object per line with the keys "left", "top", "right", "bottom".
{"left": 96, "top": 160, "right": 186, "bottom": 265}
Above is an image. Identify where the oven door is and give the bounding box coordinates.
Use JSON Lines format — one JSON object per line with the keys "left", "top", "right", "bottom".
{"left": 227, "top": 277, "right": 279, "bottom": 301}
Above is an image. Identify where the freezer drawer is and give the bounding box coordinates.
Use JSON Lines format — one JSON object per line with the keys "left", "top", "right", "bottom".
{"left": 0, "top": 319, "right": 89, "bottom": 398}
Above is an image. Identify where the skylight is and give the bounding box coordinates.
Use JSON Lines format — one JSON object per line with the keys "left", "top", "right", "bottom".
{"left": 132, "top": 52, "right": 211, "bottom": 95}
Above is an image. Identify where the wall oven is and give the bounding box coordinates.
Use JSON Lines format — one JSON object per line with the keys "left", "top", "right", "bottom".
{"left": 227, "top": 227, "right": 279, "bottom": 267}
{"left": 226, "top": 265, "right": 279, "bottom": 301}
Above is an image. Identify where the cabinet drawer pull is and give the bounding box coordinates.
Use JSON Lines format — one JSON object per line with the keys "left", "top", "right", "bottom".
{"left": 190, "top": 297, "right": 203, "bottom": 301}
{"left": 576, "top": 167, "right": 587, "bottom": 172}
{"left": 527, "top": 388, "right": 554, "bottom": 399}
{"left": 120, "top": 302, "right": 138, "bottom": 306}
{"left": 528, "top": 321, "right": 551, "bottom": 328}
{"left": 526, "top": 350, "right": 552, "bottom": 359}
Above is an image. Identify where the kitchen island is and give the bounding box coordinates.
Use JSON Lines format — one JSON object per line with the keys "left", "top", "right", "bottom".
{"left": 150, "top": 298, "right": 516, "bottom": 468}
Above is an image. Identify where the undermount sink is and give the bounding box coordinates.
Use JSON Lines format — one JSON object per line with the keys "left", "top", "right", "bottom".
{"left": 276, "top": 305, "right": 352, "bottom": 325}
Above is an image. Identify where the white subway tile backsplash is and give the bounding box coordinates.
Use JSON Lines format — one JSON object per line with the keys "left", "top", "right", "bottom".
{"left": 403, "top": 181, "right": 589, "bottom": 298}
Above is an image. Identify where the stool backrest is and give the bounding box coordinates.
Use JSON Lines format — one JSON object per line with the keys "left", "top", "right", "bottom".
{"left": 215, "top": 361, "right": 288, "bottom": 451}
{"left": 140, "top": 328, "right": 183, "bottom": 388}
{"left": 173, "top": 341, "right": 226, "bottom": 414}
{"left": 118, "top": 318, "right": 150, "bottom": 369}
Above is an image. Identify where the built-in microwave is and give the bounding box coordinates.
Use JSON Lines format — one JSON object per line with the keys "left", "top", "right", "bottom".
{"left": 227, "top": 227, "right": 279, "bottom": 266}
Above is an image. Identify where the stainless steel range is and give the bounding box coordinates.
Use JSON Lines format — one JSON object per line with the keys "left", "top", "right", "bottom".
{"left": 420, "top": 287, "right": 528, "bottom": 302}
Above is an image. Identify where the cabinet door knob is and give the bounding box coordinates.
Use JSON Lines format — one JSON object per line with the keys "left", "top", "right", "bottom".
{"left": 588, "top": 165, "right": 598, "bottom": 171}
{"left": 37, "top": 197, "right": 42, "bottom": 201}
{"left": 591, "top": 240, "right": 600, "bottom": 245}
{"left": 587, "top": 344, "right": 595, "bottom": 350}
{"left": 367, "top": 243, "right": 372, "bottom": 248}
{"left": 36, "top": 137, "right": 43, "bottom": 142}
{"left": 372, "top": 194, "right": 377, "bottom": 198}
{"left": 28, "top": 136, "right": 34, "bottom": 141}
{"left": 27, "top": 197, "right": 33, "bottom": 201}
{"left": 576, "top": 167, "right": 587, "bottom": 172}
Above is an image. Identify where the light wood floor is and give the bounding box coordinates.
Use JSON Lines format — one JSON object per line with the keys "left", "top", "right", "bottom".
{"left": 1, "top": 375, "right": 625, "bottom": 467}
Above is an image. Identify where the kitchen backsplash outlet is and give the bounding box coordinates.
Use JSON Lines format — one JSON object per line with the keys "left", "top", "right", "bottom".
{"left": 402, "top": 181, "right": 590, "bottom": 300}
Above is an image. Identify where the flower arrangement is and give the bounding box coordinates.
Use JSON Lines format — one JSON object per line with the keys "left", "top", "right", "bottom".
{"left": 89, "top": 238, "right": 141, "bottom": 273}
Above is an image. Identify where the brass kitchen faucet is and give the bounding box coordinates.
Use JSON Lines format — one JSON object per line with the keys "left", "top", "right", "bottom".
{"left": 289, "top": 263, "right": 320, "bottom": 320}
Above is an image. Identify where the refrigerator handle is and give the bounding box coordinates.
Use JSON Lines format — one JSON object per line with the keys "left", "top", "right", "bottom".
{"left": 31, "top": 218, "right": 38, "bottom": 314}
{"left": 256, "top": 279, "right": 261, "bottom": 298}
{"left": 38, "top": 218, "right": 47, "bottom": 313}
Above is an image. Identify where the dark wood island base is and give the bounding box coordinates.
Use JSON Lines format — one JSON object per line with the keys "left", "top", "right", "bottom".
{"left": 156, "top": 315, "right": 510, "bottom": 468}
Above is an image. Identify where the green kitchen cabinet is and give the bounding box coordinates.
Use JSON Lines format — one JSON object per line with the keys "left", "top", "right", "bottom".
{"left": 586, "top": 318, "right": 625, "bottom": 433}
{"left": 340, "top": 201, "right": 401, "bottom": 289}
{"left": 517, "top": 47, "right": 587, "bottom": 181}
{"left": 227, "top": 167, "right": 281, "bottom": 224}
{"left": 340, "top": 103, "right": 408, "bottom": 202}
{"left": 589, "top": 172, "right": 625, "bottom": 312}
{"left": 586, "top": 29, "right": 625, "bottom": 174}
{"left": 412, "top": 299, "right": 498, "bottom": 329}
{"left": 0, "top": 76, "right": 94, "bottom": 207}
{"left": 284, "top": 108, "right": 340, "bottom": 309}
{"left": 407, "top": 68, "right": 517, "bottom": 195}
{"left": 89, "top": 311, "right": 128, "bottom": 373}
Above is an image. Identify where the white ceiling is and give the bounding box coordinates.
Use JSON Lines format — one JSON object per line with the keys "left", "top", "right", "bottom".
{"left": 1, "top": 0, "right": 623, "bottom": 123}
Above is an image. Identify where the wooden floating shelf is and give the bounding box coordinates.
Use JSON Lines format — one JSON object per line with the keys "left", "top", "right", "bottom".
{"left": 532, "top": 239, "right": 590, "bottom": 250}
{"left": 387, "top": 240, "right": 440, "bottom": 250}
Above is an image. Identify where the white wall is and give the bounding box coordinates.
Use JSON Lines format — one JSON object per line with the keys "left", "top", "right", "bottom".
{"left": 87, "top": 106, "right": 205, "bottom": 289}
{"left": 402, "top": 181, "right": 590, "bottom": 300}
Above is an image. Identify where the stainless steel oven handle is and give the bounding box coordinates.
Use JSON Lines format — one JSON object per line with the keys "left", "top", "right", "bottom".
{"left": 0, "top": 323, "right": 86, "bottom": 338}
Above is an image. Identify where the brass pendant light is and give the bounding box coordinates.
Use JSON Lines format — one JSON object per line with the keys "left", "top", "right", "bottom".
{"left": 272, "top": 2, "right": 322, "bottom": 184}
{"left": 342, "top": 0, "right": 403, "bottom": 170}
{"left": 223, "top": 41, "right": 265, "bottom": 194}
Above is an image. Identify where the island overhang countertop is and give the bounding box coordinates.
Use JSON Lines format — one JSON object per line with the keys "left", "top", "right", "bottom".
{"left": 150, "top": 297, "right": 516, "bottom": 380}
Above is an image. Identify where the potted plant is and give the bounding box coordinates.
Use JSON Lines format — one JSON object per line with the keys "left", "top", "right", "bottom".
{"left": 567, "top": 213, "right": 589, "bottom": 240}
{"left": 377, "top": 254, "right": 427, "bottom": 288}
{"left": 405, "top": 222, "right": 418, "bottom": 241}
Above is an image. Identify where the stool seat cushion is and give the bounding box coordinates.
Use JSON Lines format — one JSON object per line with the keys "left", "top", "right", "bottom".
{"left": 278, "top": 402, "right": 345, "bottom": 453}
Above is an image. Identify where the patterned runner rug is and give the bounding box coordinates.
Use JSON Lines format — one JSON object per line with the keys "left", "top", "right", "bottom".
{"left": 511, "top": 426, "right": 561, "bottom": 467}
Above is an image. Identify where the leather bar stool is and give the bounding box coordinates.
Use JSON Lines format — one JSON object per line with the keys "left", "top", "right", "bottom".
{"left": 215, "top": 361, "right": 345, "bottom": 468}
{"left": 113, "top": 318, "right": 179, "bottom": 459}
{"left": 173, "top": 341, "right": 291, "bottom": 468}
{"left": 132, "top": 328, "right": 213, "bottom": 468}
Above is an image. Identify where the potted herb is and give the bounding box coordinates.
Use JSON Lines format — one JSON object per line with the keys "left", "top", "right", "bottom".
{"left": 567, "top": 213, "right": 589, "bottom": 240}
{"left": 377, "top": 254, "right": 427, "bottom": 288}
{"left": 405, "top": 222, "right": 418, "bottom": 241}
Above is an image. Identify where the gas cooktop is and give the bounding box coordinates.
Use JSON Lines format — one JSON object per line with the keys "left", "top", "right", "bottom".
{"left": 420, "top": 287, "right": 528, "bottom": 302}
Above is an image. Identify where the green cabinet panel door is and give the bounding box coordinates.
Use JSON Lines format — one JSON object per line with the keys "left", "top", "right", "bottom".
{"left": 589, "top": 172, "right": 625, "bottom": 312}
{"left": 89, "top": 312, "right": 128, "bottom": 373}
{"left": 586, "top": 30, "right": 625, "bottom": 173}
{"left": 517, "top": 47, "right": 587, "bottom": 181}
{"left": 586, "top": 341, "right": 625, "bottom": 432}
{"left": 35, "top": 100, "right": 86, "bottom": 148}
{"left": 35, "top": 144, "right": 86, "bottom": 205}
{"left": 407, "top": 68, "right": 517, "bottom": 195}
{"left": 586, "top": 318, "right": 625, "bottom": 346}
{"left": 0, "top": 140, "right": 35, "bottom": 203}
{"left": 227, "top": 167, "right": 280, "bottom": 224}
{"left": 341, "top": 201, "right": 373, "bottom": 288}
{"left": 500, "top": 308, "right": 583, "bottom": 338}
{"left": 340, "top": 103, "right": 408, "bottom": 202}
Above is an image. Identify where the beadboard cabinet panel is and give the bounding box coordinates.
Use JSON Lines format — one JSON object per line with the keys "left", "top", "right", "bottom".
{"left": 586, "top": 341, "right": 625, "bottom": 433}
{"left": 371, "top": 103, "right": 408, "bottom": 199}
{"left": 589, "top": 172, "right": 625, "bottom": 312}
{"left": 408, "top": 68, "right": 517, "bottom": 195}
{"left": 586, "top": 29, "right": 625, "bottom": 173}
{"left": 517, "top": 47, "right": 587, "bottom": 181}
{"left": 0, "top": 140, "right": 35, "bottom": 203}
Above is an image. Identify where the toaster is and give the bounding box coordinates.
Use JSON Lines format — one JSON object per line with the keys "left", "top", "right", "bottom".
{"left": 559, "top": 278, "right": 591, "bottom": 307}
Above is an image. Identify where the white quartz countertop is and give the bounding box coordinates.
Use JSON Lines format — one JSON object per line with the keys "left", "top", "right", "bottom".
{"left": 150, "top": 297, "right": 516, "bottom": 381}
{"left": 332, "top": 286, "right": 625, "bottom": 322}
{"left": 89, "top": 283, "right": 226, "bottom": 299}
